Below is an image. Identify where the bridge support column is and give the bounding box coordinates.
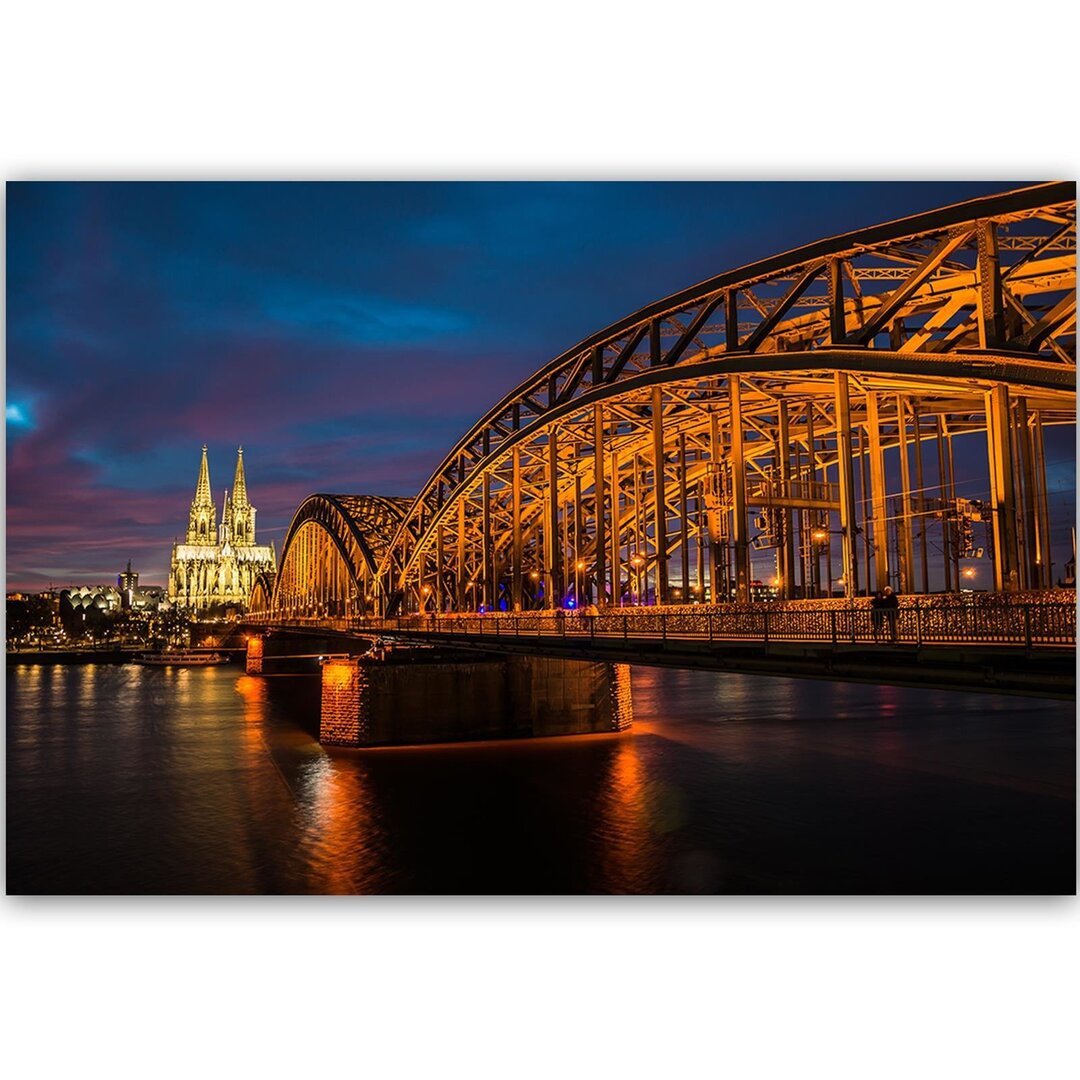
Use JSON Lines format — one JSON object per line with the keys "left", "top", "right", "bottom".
{"left": 482, "top": 472, "right": 493, "bottom": 611}
{"left": 777, "top": 399, "right": 796, "bottom": 601}
{"left": 512, "top": 448, "right": 523, "bottom": 611}
{"left": 546, "top": 428, "right": 562, "bottom": 609}
{"left": 913, "top": 402, "right": 930, "bottom": 592}
{"left": 1015, "top": 396, "right": 1040, "bottom": 591}
{"left": 610, "top": 444, "right": 622, "bottom": 605}
{"left": 895, "top": 395, "right": 916, "bottom": 594}
{"left": 986, "top": 384, "right": 1021, "bottom": 591}
{"left": 937, "top": 418, "right": 954, "bottom": 591}
{"left": 678, "top": 431, "right": 690, "bottom": 601}
{"left": 245, "top": 634, "right": 264, "bottom": 674}
{"left": 318, "top": 652, "right": 633, "bottom": 747}
{"left": 320, "top": 657, "right": 367, "bottom": 745}
{"left": 707, "top": 411, "right": 727, "bottom": 602}
{"left": 456, "top": 498, "right": 467, "bottom": 611}
{"left": 833, "top": 372, "right": 859, "bottom": 599}
{"left": 729, "top": 378, "right": 750, "bottom": 603}
{"left": 593, "top": 403, "right": 607, "bottom": 607}
{"left": 1032, "top": 412, "right": 1053, "bottom": 588}
{"left": 866, "top": 392, "right": 890, "bottom": 592}
{"left": 651, "top": 386, "right": 669, "bottom": 605}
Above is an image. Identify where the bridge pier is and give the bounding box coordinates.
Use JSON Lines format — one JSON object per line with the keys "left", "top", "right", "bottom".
{"left": 244, "top": 630, "right": 368, "bottom": 675}
{"left": 319, "top": 652, "right": 633, "bottom": 747}
{"left": 245, "top": 634, "right": 263, "bottom": 674}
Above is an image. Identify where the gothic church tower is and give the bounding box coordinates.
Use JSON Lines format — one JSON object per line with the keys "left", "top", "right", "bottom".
{"left": 186, "top": 445, "right": 217, "bottom": 544}
{"left": 230, "top": 447, "right": 257, "bottom": 545}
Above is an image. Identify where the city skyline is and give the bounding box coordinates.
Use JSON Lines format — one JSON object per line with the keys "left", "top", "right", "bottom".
{"left": 7, "top": 180, "right": 1075, "bottom": 589}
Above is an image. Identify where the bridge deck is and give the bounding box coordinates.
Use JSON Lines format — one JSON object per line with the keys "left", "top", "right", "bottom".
{"left": 250, "top": 602, "right": 1075, "bottom": 698}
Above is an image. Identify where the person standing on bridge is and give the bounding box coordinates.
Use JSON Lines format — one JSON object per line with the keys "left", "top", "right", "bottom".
{"left": 870, "top": 589, "right": 886, "bottom": 642}
{"left": 881, "top": 586, "right": 900, "bottom": 643}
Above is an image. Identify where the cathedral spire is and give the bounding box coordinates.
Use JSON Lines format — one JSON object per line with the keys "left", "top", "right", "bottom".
{"left": 194, "top": 444, "right": 213, "bottom": 507}
{"left": 186, "top": 445, "right": 217, "bottom": 544}
{"left": 219, "top": 488, "right": 232, "bottom": 546}
{"left": 230, "top": 446, "right": 256, "bottom": 545}
{"left": 232, "top": 447, "right": 249, "bottom": 507}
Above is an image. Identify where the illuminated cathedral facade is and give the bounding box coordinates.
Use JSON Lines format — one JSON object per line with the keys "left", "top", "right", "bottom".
{"left": 168, "top": 446, "right": 277, "bottom": 611}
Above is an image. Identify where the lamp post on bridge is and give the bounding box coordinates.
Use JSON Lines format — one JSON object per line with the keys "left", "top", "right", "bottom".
{"left": 811, "top": 526, "right": 861, "bottom": 599}
{"left": 630, "top": 553, "right": 645, "bottom": 606}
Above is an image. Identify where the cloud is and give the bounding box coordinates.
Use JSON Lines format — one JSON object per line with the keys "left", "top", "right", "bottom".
{"left": 6, "top": 402, "right": 34, "bottom": 429}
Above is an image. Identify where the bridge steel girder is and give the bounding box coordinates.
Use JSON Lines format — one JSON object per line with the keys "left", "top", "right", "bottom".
{"left": 380, "top": 346, "right": 1073, "bottom": 609}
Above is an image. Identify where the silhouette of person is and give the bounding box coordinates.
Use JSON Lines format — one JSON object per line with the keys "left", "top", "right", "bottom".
{"left": 881, "top": 585, "right": 899, "bottom": 642}
{"left": 870, "top": 589, "right": 886, "bottom": 642}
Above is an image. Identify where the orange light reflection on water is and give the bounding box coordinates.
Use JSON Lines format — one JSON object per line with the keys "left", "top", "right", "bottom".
{"left": 294, "top": 754, "right": 384, "bottom": 894}
{"left": 594, "top": 736, "right": 655, "bottom": 892}
{"left": 233, "top": 673, "right": 382, "bottom": 893}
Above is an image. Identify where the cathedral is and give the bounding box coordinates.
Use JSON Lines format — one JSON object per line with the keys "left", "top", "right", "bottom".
{"left": 168, "top": 446, "right": 277, "bottom": 611}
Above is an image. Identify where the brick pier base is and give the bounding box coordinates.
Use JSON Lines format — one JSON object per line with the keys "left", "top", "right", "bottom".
{"left": 245, "top": 635, "right": 264, "bottom": 674}
{"left": 318, "top": 653, "right": 633, "bottom": 747}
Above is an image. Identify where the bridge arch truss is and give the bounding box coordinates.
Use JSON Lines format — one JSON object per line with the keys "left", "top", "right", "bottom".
{"left": 372, "top": 183, "right": 1075, "bottom": 614}
{"left": 258, "top": 494, "right": 410, "bottom": 620}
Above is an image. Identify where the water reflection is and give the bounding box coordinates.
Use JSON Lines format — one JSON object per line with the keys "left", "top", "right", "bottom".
{"left": 296, "top": 756, "right": 386, "bottom": 894}
{"left": 593, "top": 738, "right": 655, "bottom": 892}
{"left": 6, "top": 663, "right": 1075, "bottom": 894}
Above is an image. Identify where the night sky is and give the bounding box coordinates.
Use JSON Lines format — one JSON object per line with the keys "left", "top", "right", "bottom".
{"left": 6, "top": 180, "right": 1072, "bottom": 589}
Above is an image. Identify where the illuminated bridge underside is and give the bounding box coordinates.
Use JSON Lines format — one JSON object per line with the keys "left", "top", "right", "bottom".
{"left": 251, "top": 494, "right": 410, "bottom": 618}
{"left": 372, "top": 183, "right": 1075, "bottom": 613}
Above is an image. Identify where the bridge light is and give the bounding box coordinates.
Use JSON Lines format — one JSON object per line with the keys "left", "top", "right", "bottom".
{"left": 530, "top": 571, "right": 540, "bottom": 580}
{"left": 962, "top": 566, "right": 977, "bottom": 580}
{"left": 576, "top": 561, "right": 585, "bottom": 571}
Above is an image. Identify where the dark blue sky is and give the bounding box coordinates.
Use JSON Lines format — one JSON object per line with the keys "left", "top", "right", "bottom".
{"left": 7, "top": 180, "right": 1065, "bottom": 588}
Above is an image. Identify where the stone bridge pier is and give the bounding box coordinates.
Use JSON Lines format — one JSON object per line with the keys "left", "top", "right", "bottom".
{"left": 320, "top": 652, "right": 633, "bottom": 747}
{"left": 244, "top": 632, "right": 633, "bottom": 747}
{"left": 243, "top": 629, "right": 368, "bottom": 675}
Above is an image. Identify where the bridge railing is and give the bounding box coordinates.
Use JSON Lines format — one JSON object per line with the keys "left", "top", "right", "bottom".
{"left": 345, "top": 600, "right": 1075, "bottom": 649}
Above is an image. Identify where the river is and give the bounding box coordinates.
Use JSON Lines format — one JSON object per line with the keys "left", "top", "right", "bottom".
{"left": 5, "top": 662, "right": 1074, "bottom": 894}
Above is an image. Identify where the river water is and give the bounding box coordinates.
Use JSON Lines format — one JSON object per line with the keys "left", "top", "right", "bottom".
{"left": 5, "top": 662, "right": 1074, "bottom": 894}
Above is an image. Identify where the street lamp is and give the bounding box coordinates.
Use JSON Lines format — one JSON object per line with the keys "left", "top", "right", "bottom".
{"left": 528, "top": 570, "right": 541, "bottom": 610}
{"left": 630, "top": 553, "right": 645, "bottom": 605}
{"left": 810, "top": 526, "right": 852, "bottom": 597}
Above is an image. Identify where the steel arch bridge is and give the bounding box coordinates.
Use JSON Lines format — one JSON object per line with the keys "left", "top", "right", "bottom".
{"left": 249, "top": 494, "right": 410, "bottom": 619}
{"left": 261, "top": 183, "right": 1076, "bottom": 621}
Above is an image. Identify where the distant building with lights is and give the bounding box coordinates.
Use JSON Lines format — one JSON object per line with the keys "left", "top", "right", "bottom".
{"left": 168, "top": 446, "right": 276, "bottom": 611}
{"left": 60, "top": 585, "right": 123, "bottom": 620}
{"left": 116, "top": 562, "right": 166, "bottom": 611}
